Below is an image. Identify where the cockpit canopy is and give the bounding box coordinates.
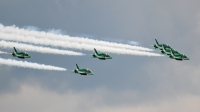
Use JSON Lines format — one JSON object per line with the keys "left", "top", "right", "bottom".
{"left": 24, "top": 52, "right": 28, "bottom": 55}
{"left": 164, "top": 44, "right": 170, "bottom": 47}
{"left": 104, "top": 53, "right": 109, "bottom": 57}
{"left": 86, "top": 69, "right": 91, "bottom": 72}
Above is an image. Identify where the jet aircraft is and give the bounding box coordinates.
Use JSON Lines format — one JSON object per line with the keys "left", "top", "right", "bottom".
{"left": 169, "top": 50, "right": 190, "bottom": 61}
{"left": 153, "top": 39, "right": 189, "bottom": 61}
{"left": 12, "top": 47, "right": 31, "bottom": 59}
{"left": 92, "top": 48, "right": 112, "bottom": 60}
{"left": 73, "top": 64, "right": 94, "bottom": 75}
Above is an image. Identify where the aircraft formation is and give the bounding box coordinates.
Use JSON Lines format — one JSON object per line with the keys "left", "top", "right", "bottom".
{"left": 11, "top": 39, "right": 189, "bottom": 75}
{"left": 154, "top": 39, "right": 190, "bottom": 61}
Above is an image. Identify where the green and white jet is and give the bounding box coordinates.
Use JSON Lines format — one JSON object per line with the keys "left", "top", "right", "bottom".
{"left": 153, "top": 39, "right": 189, "bottom": 60}
{"left": 12, "top": 47, "right": 31, "bottom": 59}
{"left": 92, "top": 48, "right": 112, "bottom": 60}
{"left": 73, "top": 64, "right": 94, "bottom": 75}
{"left": 169, "top": 50, "right": 190, "bottom": 61}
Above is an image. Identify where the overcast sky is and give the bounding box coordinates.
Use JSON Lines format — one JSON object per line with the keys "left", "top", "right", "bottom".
{"left": 0, "top": 0, "right": 200, "bottom": 112}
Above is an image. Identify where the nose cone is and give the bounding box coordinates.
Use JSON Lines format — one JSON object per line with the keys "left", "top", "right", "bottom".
{"left": 184, "top": 57, "right": 190, "bottom": 60}
{"left": 108, "top": 56, "right": 112, "bottom": 59}
{"left": 28, "top": 55, "right": 32, "bottom": 58}
{"left": 89, "top": 71, "right": 94, "bottom": 75}
{"left": 182, "top": 55, "right": 190, "bottom": 60}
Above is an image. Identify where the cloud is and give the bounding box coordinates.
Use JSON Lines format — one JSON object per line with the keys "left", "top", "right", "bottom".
{"left": 0, "top": 84, "right": 200, "bottom": 112}
{"left": 0, "top": 1, "right": 200, "bottom": 112}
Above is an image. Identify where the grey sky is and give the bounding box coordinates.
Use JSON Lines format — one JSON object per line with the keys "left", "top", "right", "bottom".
{"left": 0, "top": 0, "right": 200, "bottom": 112}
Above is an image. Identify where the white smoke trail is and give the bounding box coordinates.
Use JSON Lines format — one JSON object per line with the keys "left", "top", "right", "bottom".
{"left": 0, "top": 33, "right": 161, "bottom": 56}
{"left": 0, "top": 51, "right": 8, "bottom": 54}
{"left": 0, "top": 24, "right": 152, "bottom": 51}
{"left": 0, "top": 40, "right": 84, "bottom": 56}
{"left": 0, "top": 57, "right": 66, "bottom": 71}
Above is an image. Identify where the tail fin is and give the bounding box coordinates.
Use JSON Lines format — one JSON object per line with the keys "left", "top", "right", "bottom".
{"left": 155, "top": 39, "right": 159, "bottom": 45}
{"left": 94, "top": 48, "right": 98, "bottom": 54}
{"left": 13, "top": 47, "right": 17, "bottom": 52}
{"left": 76, "top": 64, "right": 80, "bottom": 69}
